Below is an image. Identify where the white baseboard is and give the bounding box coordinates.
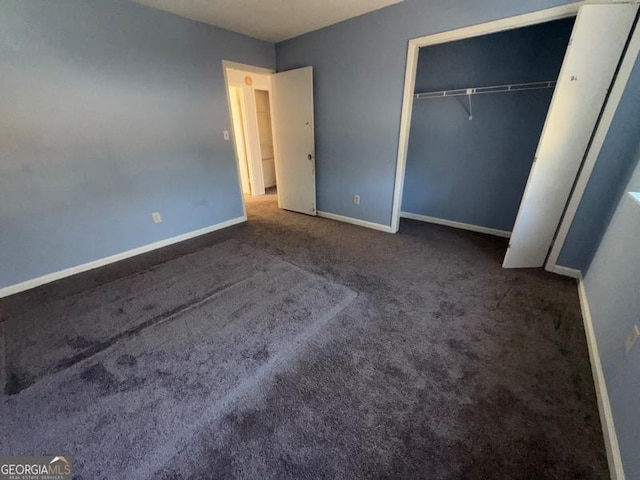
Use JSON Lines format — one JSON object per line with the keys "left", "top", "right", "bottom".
{"left": 0, "top": 215, "right": 247, "bottom": 299}
{"left": 577, "top": 276, "right": 625, "bottom": 480}
{"left": 546, "top": 264, "right": 582, "bottom": 279}
{"left": 400, "top": 211, "right": 511, "bottom": 238}
{"left": 317, "top": 211, "right": 393, "bottom": 233}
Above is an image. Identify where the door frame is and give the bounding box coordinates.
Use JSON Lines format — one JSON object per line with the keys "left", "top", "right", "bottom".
{"left": 389, "top": 2, "right": 584, "bottom": 229}
{"left": 222, "top": 60, "right": 275, "bottom": 215}
{"left": 228, "top": 85, "right": 252, "bottom": 195}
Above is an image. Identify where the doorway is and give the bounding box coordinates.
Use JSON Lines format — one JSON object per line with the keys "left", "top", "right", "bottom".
{"left": 223, "top": 61, "right": 317, "bottom": 218}
{"left": 391, "top": 3, "right": 638, "bottom": 274}
{"left": 224, "top": 64, "right": 275, "bottom": 201}
{"left": 228, "top": 85, "right": 252, "bottom": 195}
{"left": 400, "top": 17, "right": 574, "bottom": 238}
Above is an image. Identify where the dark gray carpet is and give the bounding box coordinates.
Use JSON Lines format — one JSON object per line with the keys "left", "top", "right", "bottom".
{"left": 0, "top": 191, "right": 608, "bottom": 479}
{"left": 1, "top": 240, "right": 355, "bottom": 478}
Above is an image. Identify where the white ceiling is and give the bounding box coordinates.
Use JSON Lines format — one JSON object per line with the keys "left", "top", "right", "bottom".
{"left": 130, "top": 0, "right": 404, "bottom": 43}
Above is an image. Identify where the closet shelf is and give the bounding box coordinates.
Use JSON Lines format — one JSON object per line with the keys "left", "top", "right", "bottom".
{"left": 414, "top": 80, "right": 556, "bottom": 100}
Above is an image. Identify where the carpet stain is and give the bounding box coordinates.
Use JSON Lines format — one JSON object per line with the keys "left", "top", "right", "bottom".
{"left": 116, "top": 354, "right": 137, "bottom": 367}
{"left": 7, "top": 281, "right": 244, "bottom": 395}
{"left": 4, "top": 370, "right": 33, "bottom": 396}
{"left": 251, "top": 345, "right": 270, "bottom": 363}
{"left": 447, "top": 338, "right": 480, "bottom": 361}
{"left": 438, "top": 300, "right": 466, "bottom": 317}
{"left": 65, "top": 335, "right": 94, "bottom": 350}
{"left": 80, "top": 363, "right": 118, "bottom": 393}
{"left": 225, "top": 409, "right": 275, "bottom": 443}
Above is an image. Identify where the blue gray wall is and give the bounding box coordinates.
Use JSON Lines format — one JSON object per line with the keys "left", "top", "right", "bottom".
{"left": 402, "top": 20, "right": 573, "bottom": 231}
{"left": 0, "top": 0, "right": 275, "bottom": 288}
{"left": 562, "top": 52, "right": 640, "bottom": 478}
{"left": 583, "top": 147, "right": 640, "bottom": 479}
{"left": 557, "top": 55, "right": 640, "bottom": 272}
{"left": 276, "top": 0, "right": 575, "bottom": 227}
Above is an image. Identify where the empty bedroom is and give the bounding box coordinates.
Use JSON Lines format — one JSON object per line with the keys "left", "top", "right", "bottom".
{"left": 1, "top": 1, "right": 640, "bottom": 479}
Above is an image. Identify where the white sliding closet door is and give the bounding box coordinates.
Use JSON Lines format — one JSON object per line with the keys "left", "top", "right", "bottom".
{"left": 503, "top": 4, "right": 638, "bottom": 269}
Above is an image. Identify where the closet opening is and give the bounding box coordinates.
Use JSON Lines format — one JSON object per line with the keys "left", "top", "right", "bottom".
{"left": 391, "top": 3, "right": 637, "bottom": 272}
{"left": 400, "top": 17, "right": 575, "bottom": 237}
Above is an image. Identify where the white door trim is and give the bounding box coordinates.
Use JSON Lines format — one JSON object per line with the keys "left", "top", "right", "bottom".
{"left": 545, "top": 19, "right": 640, "bottom": 273}
{"left": 228, "top": 86, "right": 252, "bottom": 195}
{"left": 239, "top": 85, "right": 266, "bottom": 195}
{"left": 222, "top": 60, "right": 274, "bottom": 75}
{"left": 390, "top": 2, "right": 585, "bottom": 233}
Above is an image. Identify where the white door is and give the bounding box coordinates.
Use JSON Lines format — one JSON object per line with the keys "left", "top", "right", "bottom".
{"left": 271, "top": 66, "right": 316, "bottom": 215}
{"left": 503, "top": 4, "right": 638, "bottom": 268}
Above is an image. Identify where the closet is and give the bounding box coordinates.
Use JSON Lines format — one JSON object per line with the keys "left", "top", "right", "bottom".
{"left": 400, "top": 18, "right": 575, "bottom": 236}
{"left": 393, "top": 3, "right": 638, "bottom": 272}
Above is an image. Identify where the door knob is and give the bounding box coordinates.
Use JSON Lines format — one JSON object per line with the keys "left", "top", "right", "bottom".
{"left": 308, "top": 154, "right": 313, "bottom": 160}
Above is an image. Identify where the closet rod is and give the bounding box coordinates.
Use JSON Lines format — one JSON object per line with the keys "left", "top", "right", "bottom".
{"left": 414, "top": 80, "right": 556, "bottom": 100}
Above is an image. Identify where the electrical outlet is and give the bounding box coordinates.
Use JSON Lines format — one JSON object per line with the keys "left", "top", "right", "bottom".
{"left": 152, "top": 212, "right": 162, "bottom": 224}
{"left": 625, "top": 325, "right": 640, "bottom": 354}
{"left": 353, "top": 194, "right": 360, "bottom": 205}
{"left": 223, "top": 130, "right": 230, "bottom": 140}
